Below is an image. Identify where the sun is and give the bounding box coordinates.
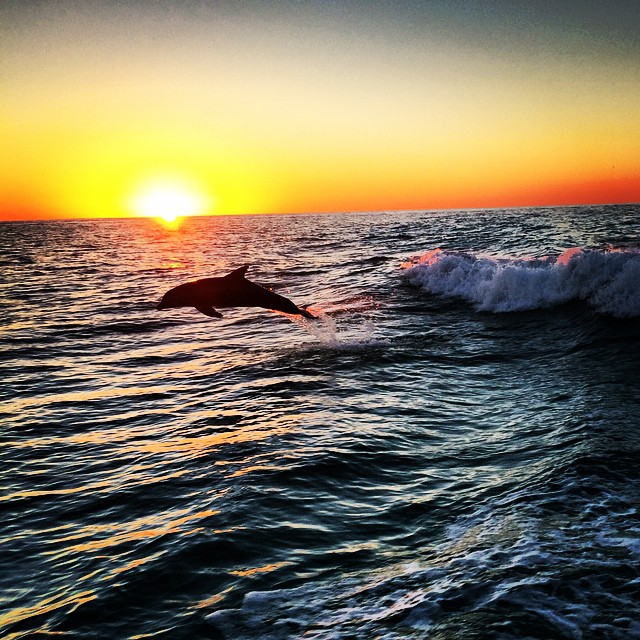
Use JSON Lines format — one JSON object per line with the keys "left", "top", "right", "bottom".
{"left": 128, "top": 179, "right": 210, "bottom": 223}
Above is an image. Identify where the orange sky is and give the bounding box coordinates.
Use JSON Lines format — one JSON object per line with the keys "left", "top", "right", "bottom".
{"left": 1, "top": 1, "right": 639, "bottom": 221}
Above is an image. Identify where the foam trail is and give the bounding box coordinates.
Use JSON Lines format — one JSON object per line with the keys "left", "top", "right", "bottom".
{"left": 403, "top": 248, "right": 640, "bottom": 317}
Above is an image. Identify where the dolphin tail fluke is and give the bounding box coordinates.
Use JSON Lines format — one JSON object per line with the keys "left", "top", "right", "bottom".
{"left": 298, "top": 306, "right": 316, "bottom": 319}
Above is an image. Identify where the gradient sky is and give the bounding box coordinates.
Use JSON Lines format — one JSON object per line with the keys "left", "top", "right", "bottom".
{"left": 2, "top": 0, "right": 639, "bottom": 220}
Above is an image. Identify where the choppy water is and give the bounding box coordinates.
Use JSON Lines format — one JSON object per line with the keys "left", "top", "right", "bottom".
{"left": 1, "top": 205, "right": 640, "bottom": 639}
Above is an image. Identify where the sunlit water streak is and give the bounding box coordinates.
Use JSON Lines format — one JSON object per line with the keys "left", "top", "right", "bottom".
{"left": 1, "top": 206, "right": 640, "bottom": 639}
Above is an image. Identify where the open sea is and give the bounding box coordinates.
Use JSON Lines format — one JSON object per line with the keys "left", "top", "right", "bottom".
{"left": 2, "top": 205, "right": 640, "bottom": 640}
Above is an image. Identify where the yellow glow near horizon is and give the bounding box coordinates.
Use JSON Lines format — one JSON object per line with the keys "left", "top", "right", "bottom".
{"left": 127, "top": 180, "right": 211, "bottom": 222}
{"left": 1, "top": 3, "right": 639, "bottom": 220}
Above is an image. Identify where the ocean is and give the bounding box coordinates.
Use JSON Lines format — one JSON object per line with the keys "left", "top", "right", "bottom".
{"left": 1, "top": 205, "right": 640, "bottom": 639}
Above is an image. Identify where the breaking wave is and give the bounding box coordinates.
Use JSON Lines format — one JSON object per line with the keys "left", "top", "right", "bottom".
{"left": 402, "top": 247, "right": 640, "bottom": 317}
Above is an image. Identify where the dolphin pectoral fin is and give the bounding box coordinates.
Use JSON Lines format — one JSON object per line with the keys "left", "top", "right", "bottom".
{"left": 195, "top": 305, "right": 223, "bottom": 318}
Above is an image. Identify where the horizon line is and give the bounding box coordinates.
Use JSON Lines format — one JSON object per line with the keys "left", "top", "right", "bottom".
{"left": 1, "top": 201, "right": 638, "bottom": 224}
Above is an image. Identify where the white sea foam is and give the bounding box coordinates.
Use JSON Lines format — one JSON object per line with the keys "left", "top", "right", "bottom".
{"left": 206, "top": 486, "right": 640, "bottom": 639}
{"left": 402, "top": 247, "right": 640, "bottom": 317}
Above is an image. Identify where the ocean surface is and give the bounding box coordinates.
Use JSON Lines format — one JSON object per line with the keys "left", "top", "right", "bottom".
{"left": 1, "top": 205, "right": 640, "bottom": 640}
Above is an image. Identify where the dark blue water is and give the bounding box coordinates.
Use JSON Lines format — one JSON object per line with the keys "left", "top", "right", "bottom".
{"left": 2, "top": 205, "right": 640, "bottom": 639}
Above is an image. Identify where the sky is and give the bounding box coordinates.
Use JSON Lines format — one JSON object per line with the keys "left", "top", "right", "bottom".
{"left": 1, "top": 0, "right": 639, "bottom": 220}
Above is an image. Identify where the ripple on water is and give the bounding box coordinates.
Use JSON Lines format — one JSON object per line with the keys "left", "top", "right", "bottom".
{"left": 1, "top": 209, "right": 640, "bottom": 639}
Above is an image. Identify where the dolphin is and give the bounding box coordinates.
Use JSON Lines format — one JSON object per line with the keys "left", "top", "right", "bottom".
{"left": 156, "top": 265, "right": 316, "bottom": 319}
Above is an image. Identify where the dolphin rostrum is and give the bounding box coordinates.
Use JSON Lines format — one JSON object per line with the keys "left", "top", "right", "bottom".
{"left": 156, "top": 265, "right": 316, "bottom": 319}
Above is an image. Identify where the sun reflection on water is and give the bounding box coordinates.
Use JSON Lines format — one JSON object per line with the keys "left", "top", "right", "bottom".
{"left": 153, "top": 215, "right": 184, "bottom": 230}
{"left": 0, "top": 591, "right": 97, "bottom": 636}
{"left": 60, "top": 508, "right": 221, "bottom": 554}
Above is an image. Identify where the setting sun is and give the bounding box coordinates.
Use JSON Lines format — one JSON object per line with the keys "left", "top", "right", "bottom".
{"left": 128, "top": 180, "right": 210, "bottom": 223}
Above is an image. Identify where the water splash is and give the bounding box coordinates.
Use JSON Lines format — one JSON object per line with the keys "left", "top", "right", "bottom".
{"left": 281, "top": 306, "right": 385, "bottom": 350}
{"left": 294, "top": 308, "right": 342, "bottom": 348}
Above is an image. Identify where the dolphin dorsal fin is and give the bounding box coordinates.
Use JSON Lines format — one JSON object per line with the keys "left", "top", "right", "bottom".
{"left": 225, "top": 265, "right": 249, "bottom": 280}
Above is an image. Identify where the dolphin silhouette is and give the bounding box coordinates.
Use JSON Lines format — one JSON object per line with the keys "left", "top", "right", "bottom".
{"left": 156, "top": 265, "right": 316, "bottom": 319}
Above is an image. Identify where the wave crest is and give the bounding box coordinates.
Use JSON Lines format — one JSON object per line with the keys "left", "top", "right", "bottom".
{"left": 402, "top": 248, "right": 640, "bottom": 317}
